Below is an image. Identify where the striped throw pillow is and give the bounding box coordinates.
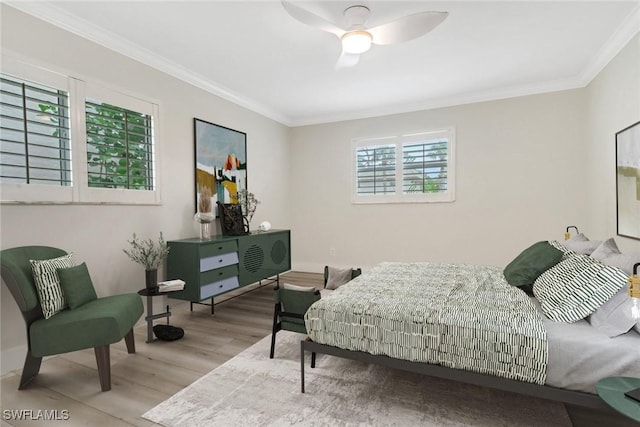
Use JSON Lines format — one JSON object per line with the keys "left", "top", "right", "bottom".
{"left": 533, "top": 254, "right": 627, "bottom": 323}
{"left": 30, "top": 253, "right": 75, "bottom": 319}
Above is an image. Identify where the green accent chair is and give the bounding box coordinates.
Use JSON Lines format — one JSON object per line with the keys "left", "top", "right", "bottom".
{"left": 270, "top": 267, "right": 362, "bottom": 365}
{"left": 0, "top": 246, "right": 144, "bottom": 391}
{"left": 269, "top": 285, "right": 321, "bottom": 365}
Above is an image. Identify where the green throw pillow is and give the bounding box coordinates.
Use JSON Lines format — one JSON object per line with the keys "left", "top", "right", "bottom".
{"left": 57, "top": 262, "right": 98, "bottom": 309}
{"left": 504, "top": 241, "right": 563, "bottom": 288}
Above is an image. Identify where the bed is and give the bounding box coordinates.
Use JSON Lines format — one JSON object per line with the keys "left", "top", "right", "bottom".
{"left": 301, "top": 240, "right": 640, "bottom": 411}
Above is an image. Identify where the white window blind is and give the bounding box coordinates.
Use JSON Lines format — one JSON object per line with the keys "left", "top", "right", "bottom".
{"left": 352, "top": 128, "right": 455, "bottom": 204}
{"left": 0, "top": 74, "right": 71, "bottom": 186}
{"left": 402, "top": 140, "right": 448, "bottom": 194}
{"left": 355, "top": 143, "right": 396, "bottom": 195}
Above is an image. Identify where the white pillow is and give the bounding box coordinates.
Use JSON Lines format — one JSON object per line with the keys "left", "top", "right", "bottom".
{"left": 590, "top": 238, "right": 639, "bottom": 276}
{"left": 30, "top": 253, "right": 75, "bottom": 319}
{"left": 588, "top": 288, "right": 638, "bottom": 337}
{"left": 561, "top": 233, "right": 601, "bottom": 255}
{"left": 325, "top": 267, "right": 354, "bottom": 290}
{"left": 533, "top": 254, "right": 627, "bottom": 323}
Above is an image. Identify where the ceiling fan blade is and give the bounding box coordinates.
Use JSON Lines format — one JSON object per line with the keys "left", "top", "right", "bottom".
{"left": 281, "top": 1, "right": 344, "bottom": 37}
{"left": 335, "top": 50, "right": 360, "bottom": 69}
{"left": 369, "top": 11, "right": 448, "bottom": 45}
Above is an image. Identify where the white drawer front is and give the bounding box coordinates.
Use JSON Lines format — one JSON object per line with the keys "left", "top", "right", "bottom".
{"left": 200, "top": 276, "right": 240, "bottom": 299}
{"left": 200, "top": 252, "right": 239, "bottom": 272}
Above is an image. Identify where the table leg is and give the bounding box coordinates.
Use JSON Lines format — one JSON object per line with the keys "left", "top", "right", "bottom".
{"left": 146, "top": 295, "right": 154, "bottom": 343}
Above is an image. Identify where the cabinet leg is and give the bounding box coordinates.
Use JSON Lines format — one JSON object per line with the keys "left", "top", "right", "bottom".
{"left": 211, "top": 297, "right": 215, "bottom": 315}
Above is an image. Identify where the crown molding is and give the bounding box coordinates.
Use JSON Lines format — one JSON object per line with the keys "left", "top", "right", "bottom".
{"left": 4, "top": 1, "right": 295, "bottom": 127}
{"left": 6, "top": 1, "right": 638, "bottom": 128}
{"left": 578, "top": 2, "right": 640, "bottom": 85}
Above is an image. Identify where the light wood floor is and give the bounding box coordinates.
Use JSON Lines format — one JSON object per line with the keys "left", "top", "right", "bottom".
{"left": 0, "top": 271, "right": 635, "bottom": 427}
{"left": 0, "top": 272, "right": 322, "bottom": 427}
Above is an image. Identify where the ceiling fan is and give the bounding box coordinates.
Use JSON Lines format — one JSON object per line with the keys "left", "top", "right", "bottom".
{"left": 281, "top": 1, "right": 448, "bottom": 68}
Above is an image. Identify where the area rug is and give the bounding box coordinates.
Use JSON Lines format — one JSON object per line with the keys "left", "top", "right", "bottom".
{"left": 143, "top": 331, "right": 571, "bottom": 426}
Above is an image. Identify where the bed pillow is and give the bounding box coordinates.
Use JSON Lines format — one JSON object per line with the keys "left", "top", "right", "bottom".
{"left": 57, "top": 262, "right": 98, "bottom": 309}
{"left": 503, "top": 241, "right": 563, "bottom": 290}
{"left": 560, "top": 233, "right": 601, "bottom": 255}
{"left": 533, "top": 254, "right": 627, "bottom": 323}
{"left": 548, "top": 240, "right": 576, "bottom": 259}
{"left": 590, "top": 238, "right": 639, "bottom": 276}
{"left": 325, "top": 267, "right": 354, "bottom": 290}
{"left": 588, "top": 288, "right": 638, "bottom": 337}
{"left": 30, "top": 253, "right": 75, "bottom": 319}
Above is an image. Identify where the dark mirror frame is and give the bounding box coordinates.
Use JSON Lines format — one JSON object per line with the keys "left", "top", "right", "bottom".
{"left": 615, "top": 120, "right": 640, "bottom": 240}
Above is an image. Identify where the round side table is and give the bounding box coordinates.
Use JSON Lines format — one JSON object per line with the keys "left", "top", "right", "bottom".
{"left": 137, "top": 288, "right": 182, "bottom": 343}
{"left": 595, "top": 376, "right": 640, "bottom": 422}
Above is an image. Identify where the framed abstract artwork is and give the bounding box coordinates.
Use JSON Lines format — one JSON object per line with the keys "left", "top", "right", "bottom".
{"left": 194, "top": 118, "right": 247, "bottom": 216}
{"left": 616, "top": 121, "right": 640, "bottom": 240}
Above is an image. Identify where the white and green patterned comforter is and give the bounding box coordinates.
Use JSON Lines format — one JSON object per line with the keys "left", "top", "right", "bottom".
{"left": 305, "top": 262, "right": 548, "bottom": 384}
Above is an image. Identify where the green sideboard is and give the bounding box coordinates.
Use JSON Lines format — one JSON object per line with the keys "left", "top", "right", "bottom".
{"left": 166, "top": 230, "right": 291, "bottom": 308}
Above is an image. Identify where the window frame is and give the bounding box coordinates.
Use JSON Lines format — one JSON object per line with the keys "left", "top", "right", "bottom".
{"left": 351, "top": 127, "right": 456, "bottom": 204}
{"left": 0, "top": 55, "right": 162, "bottom": 205}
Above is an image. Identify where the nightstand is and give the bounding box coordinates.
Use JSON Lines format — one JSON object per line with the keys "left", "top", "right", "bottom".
{"left": 595, "top": 376, "right": 640, "bottom": 422}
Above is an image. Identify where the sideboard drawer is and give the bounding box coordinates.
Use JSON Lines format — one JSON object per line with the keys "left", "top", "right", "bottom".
{"left": 200, "top": 240, "right": 238, "bottom": 258}
{"left": 200, "top": 276, "right": 240, "bottom": 299}
{"left": 200, "top": 252, "right": 239, "bottom": 272}
{"left": 200, "top": 264, "right": 238, "bottom": 284}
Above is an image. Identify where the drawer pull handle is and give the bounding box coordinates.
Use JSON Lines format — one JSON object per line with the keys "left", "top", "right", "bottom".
{"left": 219, "top": 272, "right": 223, "bottom": 275}
{"left": 219, "top": 284, "right": 223, "bottom": 288}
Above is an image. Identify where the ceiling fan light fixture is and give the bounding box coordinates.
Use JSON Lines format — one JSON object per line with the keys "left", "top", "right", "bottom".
{"left": 341, "top": 30, "right": 372, "bottom": 54}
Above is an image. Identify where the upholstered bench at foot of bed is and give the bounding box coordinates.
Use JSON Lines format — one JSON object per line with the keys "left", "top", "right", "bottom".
{"left": 29, "top": 294, "right": 143, "bottom": 357}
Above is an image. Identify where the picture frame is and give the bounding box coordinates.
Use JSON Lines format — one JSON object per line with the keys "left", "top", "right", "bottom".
{"left": 194, "top": 118, "right": 247, "bottom": 217}
{"left": 616, "top": 120, "right": 640, "bottom": 240}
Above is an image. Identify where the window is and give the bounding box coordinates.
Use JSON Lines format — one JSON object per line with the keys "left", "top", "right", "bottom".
{"left": 0, "top": 74, "right": 71, "bottom": 186}
{"left": 0, "top": 56, "right": 160, "bottom": 204}
{"left": 352, "top": 128, "right": 455, "bottom": 203}
{"left": 85, "top": 99, "right": 154, "bottom": 190}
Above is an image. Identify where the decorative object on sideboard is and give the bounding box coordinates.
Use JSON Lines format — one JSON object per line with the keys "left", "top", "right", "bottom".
{"left": 259, "top": 221, "right": 272, "bottom": 232}
{"left": 217, "top": 201, "right": 249, "bottom": 236}
{"left": 194, "top": 118, "right": 247, "bottom": 218}
{"left": 235, "top": 189, "right": 260, "bottom": 231}
{"left": 123, "top": 232, "right": 170, "bottom": 292}
{"left": 615, "top": 121, "right": 640, "bottom": 240}
{"left": 195, "top": 186, "right": 215, "bottom": 240}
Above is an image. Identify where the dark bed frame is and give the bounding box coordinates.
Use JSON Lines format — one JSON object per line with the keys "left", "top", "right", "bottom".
{"left": 300, "top": 339, "right": 612, "bottom": 412}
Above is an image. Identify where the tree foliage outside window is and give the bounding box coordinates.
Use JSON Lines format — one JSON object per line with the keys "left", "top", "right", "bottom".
{"left": 85, "top": 100, "right": 154, "bottom": 190}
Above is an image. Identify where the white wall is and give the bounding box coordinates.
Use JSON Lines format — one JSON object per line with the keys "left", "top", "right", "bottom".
{"left": 584, "top": 34, "right": 640, "bottom": 254}
{"left": 290, "top": 90, "right": 589, "bottom": 272}
{"left": 0, "top": 6, "right": 290, "bottom": 374}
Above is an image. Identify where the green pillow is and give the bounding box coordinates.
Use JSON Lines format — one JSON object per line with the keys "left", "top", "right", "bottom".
{"left": 504, "top": 241, "right": 563, "bottom": 288}
{"left": 57, "top": 262, "right": 98, "bottom": 309}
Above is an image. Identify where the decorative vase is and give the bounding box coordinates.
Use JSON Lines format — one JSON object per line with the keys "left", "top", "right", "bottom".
{"left": 145, "top": 269, "right": 158, "bottom": 292}
{"left": 195, "top": 212, "right": 215, "bottom": 240}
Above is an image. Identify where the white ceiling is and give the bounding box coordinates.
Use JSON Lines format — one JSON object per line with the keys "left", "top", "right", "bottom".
{"left": 8, "top": 1, "right": 640, "bottom": 126}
